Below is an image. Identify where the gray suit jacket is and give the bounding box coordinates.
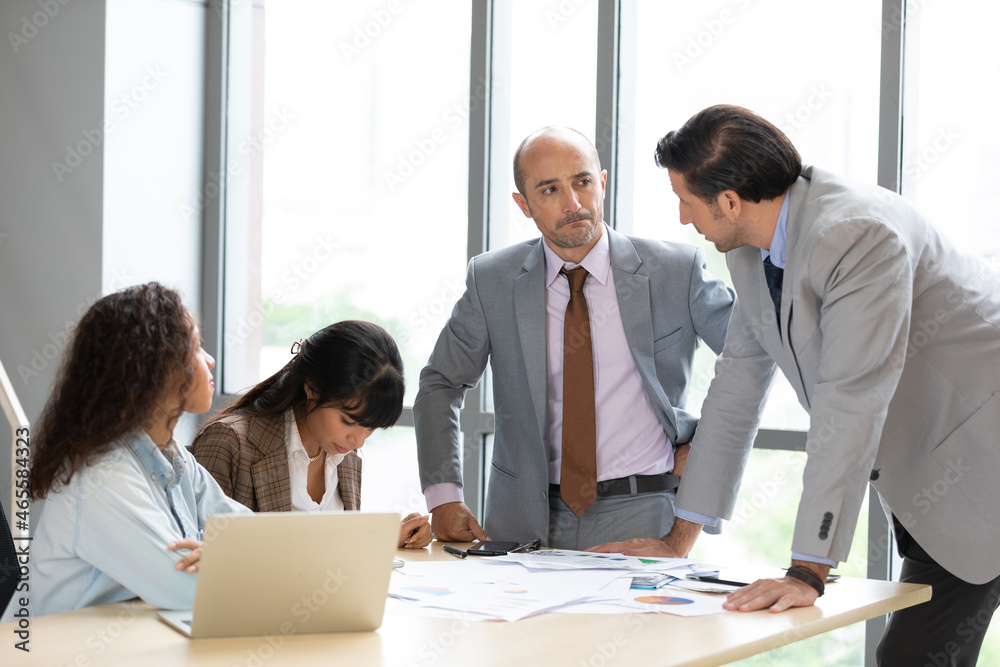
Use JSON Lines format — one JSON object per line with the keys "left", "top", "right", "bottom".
{"left": 678, "top": 165, "right": 1000, "bottom": 584}
{"left": 414, "top": 225, "right": 735, "bottom": 542}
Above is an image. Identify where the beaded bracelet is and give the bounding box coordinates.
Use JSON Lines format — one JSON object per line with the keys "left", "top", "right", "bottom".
{"left": 786, "top": 564, "right": 825, "bottom": 597}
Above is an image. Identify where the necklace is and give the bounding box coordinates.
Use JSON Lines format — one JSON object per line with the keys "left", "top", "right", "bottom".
{"left": 307, "top": 448, "right": 323, "bottom": 463}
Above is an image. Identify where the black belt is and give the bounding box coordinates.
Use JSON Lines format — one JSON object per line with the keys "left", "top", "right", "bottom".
{"left": 549, "top": 473, "right": 679, "bottom": 498}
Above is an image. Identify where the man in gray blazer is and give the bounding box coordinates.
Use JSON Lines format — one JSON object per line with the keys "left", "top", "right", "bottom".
{"left": 414, "top": 127, "right": 734, "bottom": 550}
{"left": 595, "top": 105, "right": 1000, "bottom": 666}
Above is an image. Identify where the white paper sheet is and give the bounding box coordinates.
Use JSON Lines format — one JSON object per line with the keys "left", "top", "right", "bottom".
{"left": 490, "top": 549, "right": 680, "bottom": 571}
{"left": 388, "top": 560, "right": 628, "bottom": 621}
{"left": 386, "top": 555, "right": 737, "bottom": 621}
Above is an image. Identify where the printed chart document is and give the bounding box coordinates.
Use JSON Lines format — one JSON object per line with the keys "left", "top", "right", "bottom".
{"left": 388, "top": 551, "right": 731, "bottom": 621}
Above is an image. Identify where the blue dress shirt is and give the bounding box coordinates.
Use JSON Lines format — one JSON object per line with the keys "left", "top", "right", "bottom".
{"left": 1, "top": 430, "right": 250, "bottom": 620}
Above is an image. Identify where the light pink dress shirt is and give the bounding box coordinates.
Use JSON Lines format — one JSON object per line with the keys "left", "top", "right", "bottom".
{"left": 425, "top": 228, "right": 674, "bottom": 510}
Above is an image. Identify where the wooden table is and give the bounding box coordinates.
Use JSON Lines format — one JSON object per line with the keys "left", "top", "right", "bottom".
{"left": 0, "top": 542, "right": 930, "bottom": 667}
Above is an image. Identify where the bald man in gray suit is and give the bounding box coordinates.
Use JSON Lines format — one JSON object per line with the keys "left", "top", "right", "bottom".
{"left": 414, "top": 127, "right": 734, "bottom": 550}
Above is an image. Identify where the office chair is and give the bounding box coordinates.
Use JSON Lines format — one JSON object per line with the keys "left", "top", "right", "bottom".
{"left": 0, "top": 500, "right": 19, "bottom": 615}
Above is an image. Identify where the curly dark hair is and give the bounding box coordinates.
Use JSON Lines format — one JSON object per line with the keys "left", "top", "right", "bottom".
{"left": 214, "top": 320, "right": 404, "bottom": 429}
{"left": 654, "top": 104, "right": 801, "bottom": 204}
{"left": 30, "top": 282, "right": 197, "bottom": 499}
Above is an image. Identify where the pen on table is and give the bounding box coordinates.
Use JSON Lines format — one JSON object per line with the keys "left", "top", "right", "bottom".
{"left": 443, "top": 545, "right": 468, "bottom": 559}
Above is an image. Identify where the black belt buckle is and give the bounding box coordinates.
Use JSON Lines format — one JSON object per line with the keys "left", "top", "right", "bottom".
{"left": 595, "top": 477, "right": 629, "bottom": 497}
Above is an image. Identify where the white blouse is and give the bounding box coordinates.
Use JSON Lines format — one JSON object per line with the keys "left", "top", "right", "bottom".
{"left": 284, "top": 409, "right": 347, "bottom": 512}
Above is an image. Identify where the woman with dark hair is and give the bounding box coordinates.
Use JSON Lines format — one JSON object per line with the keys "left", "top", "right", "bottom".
{"left": 191, "top": 321, "right": 431, "bottom": 549}
{"left": 1, "top": 283, "right": 250, "bottom": 621}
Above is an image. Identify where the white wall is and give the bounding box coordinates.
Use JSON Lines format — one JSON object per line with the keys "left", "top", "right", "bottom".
{"left": 0, "top": 0, "right": 208, "bottom": 517}
{"left": 0, "top": 0, "right": 107, "bottom": 513}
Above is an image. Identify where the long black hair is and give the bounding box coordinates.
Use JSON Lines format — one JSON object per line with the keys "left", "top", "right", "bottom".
{"left": 217, "top": 320, "right": 404, "bottom": 429}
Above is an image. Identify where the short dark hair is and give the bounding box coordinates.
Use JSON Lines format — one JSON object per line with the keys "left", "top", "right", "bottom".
{"left": 654, "top": 105, "right": 801, "bottom": 204}
{"left": 30, "top": 282, "right": 197, "bottom": 498}
{"left": 217, "top": 320, "right": 404, "bottom": 430}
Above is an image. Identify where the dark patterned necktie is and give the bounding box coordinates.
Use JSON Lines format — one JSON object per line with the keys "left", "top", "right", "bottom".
{"left": 763, "top": 255, "right": 783, "bottom": 323}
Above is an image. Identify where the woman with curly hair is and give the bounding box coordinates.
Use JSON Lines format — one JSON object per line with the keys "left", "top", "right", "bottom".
{"left": 192, "top": 320, "right": 431, "bottom": 549}
{"left": 1, "top": 283, "right": 250, "bottom": 620}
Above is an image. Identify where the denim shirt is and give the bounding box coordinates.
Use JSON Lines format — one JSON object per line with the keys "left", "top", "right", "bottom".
{"left": 2, "top": 430, "right": 250, "bottom": 620}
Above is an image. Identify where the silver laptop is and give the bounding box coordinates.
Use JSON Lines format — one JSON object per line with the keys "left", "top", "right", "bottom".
{"left": 158, "top": 512, "right": 399, "bottom": 638}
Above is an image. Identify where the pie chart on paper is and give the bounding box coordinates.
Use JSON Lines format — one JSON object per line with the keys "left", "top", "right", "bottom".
{"left": 633, "top": 595, "right": 695, "bottom": 605}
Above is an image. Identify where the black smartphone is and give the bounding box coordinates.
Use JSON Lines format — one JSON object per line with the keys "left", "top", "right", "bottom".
{"left": 687, "top": 567, "right": 783, "bottom": 587}
{"left": 687, "top": 573, "right": 749, "bottom": 587}
{"left": 466, "top": 541, "right": 520, "bottom": 556}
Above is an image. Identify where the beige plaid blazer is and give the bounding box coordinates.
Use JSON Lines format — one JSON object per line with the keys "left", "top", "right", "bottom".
{"left": 191, "top": 412, "right": 362, "bottom": 512}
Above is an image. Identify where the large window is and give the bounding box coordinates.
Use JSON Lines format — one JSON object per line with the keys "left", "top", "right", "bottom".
{"left": 630, "top": 0, "right": 881, "bottom": 431}
{"left": 479, "top": 1, "right": 602, "bottom": 494}
{"left": 208, "top": 3, "right": 1000, "bottom": 664}
{"left": 222, "top": 0, "right": 472, "bottom": 515}
{"left": 492, "top": 0, "right": 599, "bottom": 249}
{"left": 901, "top": 0, "right": 1000, "bottom": 265}
{"left": 899, "top": 1, "right": 1000, "bottom": 661}
{"left": 629, "top": 7, "right": 881, "bottom": 660}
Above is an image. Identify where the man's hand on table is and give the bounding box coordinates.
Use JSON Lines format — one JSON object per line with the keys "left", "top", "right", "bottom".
{"left": 724, "top": 560, "right": 830, "bottom": 612}
{"left": 585, "top": 517, "right": 703, "bottom": 556}
{"left": 430, "top": 501, "right": 489, "bottom": 542}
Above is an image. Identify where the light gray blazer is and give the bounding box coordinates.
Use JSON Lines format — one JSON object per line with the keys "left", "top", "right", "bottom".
{"left": 414, "top": 225, "right": 735, "bottom": 542}
{"left": 678, "top": 165, "right": 1000, "bottom": 584}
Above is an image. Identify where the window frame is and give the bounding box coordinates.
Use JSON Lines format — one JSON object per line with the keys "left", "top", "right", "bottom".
{"left": 200, "top": 3, "right": 912, "bottom": 663}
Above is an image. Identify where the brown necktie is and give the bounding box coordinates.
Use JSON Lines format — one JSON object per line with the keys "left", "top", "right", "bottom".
{"left": 560, "top": 267, "right": 597, "bottom": 516}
